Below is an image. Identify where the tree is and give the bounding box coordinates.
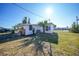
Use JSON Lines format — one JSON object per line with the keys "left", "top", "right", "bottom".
{"left": 71, "top": 22, "right": 76, "bottom": 32}
{"left": 70, "top": 22, "right": 79, "bottom": 33}
{"left": 70, "top": 16, "right": 79, "bottom": 33}
{"left": 38, "top": 21, "right": 45, "bottom": 33}
{"left": 53, "top": 24, "right": 56, "bottom": 28}
{"left": 38, "top": 20, "right": 48, "bottom": 33}
{"left": 76, "top": 16, "right": 79, "bottom": 27}
{"left": 22, "top": 17, "right": 27, "bottom": 24}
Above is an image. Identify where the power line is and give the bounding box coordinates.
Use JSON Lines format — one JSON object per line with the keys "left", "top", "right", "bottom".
{"left": 12, "top": 3, "right": 45, "bottom": 19}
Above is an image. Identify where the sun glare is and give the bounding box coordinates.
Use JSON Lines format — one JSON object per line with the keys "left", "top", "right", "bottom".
{"left": 45, "top": 8, "right": 53, "bottom": 17}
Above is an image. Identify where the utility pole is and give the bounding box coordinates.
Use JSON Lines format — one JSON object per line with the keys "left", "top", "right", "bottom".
{"left": 48, "top": 18, "right": 50, "bottom": 23}
{"left": 76, "top": 16, "right": 79, "bottom": 25}
{"left": 76, "top": 16, "right": 79, "bottom": 31}
{"left": 28, "top": 17, "right": 30, "bottom": 24}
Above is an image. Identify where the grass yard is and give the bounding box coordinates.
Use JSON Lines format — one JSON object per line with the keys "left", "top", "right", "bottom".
{"left": 0, "top": 30, "right": 79, "bottom": 56}
{"left": 52, "top": 30, "right": 79, "bottom": 56}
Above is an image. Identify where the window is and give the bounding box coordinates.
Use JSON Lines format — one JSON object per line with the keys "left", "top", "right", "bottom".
{"left": 46, "top": 26, "right": 51, "bottom": 31}
{"left": 29, "top": 25, "right": 32, "bottom": 30}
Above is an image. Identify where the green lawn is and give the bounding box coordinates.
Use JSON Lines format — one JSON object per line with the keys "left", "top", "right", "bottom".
{"left": 52, "top": 30, "right": 79, "bottom": 56}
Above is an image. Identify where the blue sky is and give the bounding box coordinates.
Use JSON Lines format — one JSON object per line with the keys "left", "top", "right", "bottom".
{"left": 0, "top": 3, "right": 79, "bottom": 28}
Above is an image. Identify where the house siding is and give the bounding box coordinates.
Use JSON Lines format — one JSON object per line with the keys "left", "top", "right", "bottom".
{"left": 16, "top": 24, "right": 54, "bottom": 35}
{"left": 24, "top": 25, "right": 33, "bottom": 35}
{"left": 45, "top": 25, "right": 54, "bottom": 33}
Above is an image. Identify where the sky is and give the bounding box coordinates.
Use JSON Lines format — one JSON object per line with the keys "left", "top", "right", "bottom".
{"left": 0, "top": 3, "right": 79, "bottom": 28}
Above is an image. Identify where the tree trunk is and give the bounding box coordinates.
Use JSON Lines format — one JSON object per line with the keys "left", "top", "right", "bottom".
{"left": 43, "top": 25, "right": 45, "bottom": 33}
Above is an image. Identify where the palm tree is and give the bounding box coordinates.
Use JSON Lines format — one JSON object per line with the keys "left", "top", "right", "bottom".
{"left": 53, "top": 24, "right": 56, "bottom": 28}
{"left": 38, "top": 20, "right": 48, "bottom": 33}
{"left": 22, "top": 17, "right": 27, "bottom": 24}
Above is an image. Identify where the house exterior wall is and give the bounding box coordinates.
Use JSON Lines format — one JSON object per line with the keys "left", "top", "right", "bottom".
{"left": 45, "top": 25, "right": 54, "bottom": 33}
{"left": 24, "top": 25, "right": 33, "bottom": 35}
{"left": 22, "top": 24, "right": 54, "bottom": 35}
{"left": 50, "top": 25, "right": 54, "bottom": 33}
{"left": 32, "top": 25, "right": 43, "bottom": 33}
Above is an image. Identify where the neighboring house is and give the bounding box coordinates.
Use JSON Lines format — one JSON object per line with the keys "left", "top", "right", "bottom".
{"left": 14, "top": 17, "right": 54, "bottom": 35}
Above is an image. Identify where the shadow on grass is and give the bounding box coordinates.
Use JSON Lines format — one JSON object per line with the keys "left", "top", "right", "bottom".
{"left": 17, "top": 32, "right": 58, "bottom": 56}
{"left": 0, "top": 33, "right": 35, "bottom": 44}
{"left": 37, "top": 32, "right": 58, "bottom": 44}
{"left": 17, "top": 35, "right": 46, "bottom": 56}
{"left": 34, "top": 32, "right": 58, "bottom": 56}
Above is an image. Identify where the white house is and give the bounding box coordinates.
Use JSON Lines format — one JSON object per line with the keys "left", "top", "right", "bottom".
{"left": 14, "top": 17, "right": 54, "bottom": 36}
